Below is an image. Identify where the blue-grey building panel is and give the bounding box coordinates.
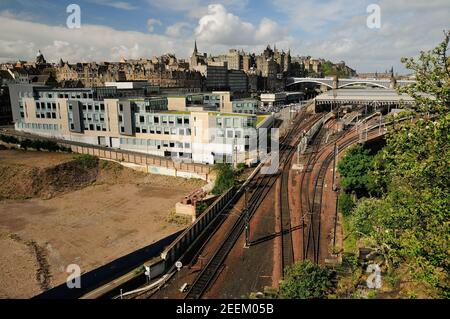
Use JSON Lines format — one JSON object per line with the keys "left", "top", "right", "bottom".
{"left": 69, "top": 100, "right": 83, "bottom": 133}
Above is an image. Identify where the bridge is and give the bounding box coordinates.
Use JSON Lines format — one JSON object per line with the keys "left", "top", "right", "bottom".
{"left": 286, "top": 76, "right": 415, "bottom": 89}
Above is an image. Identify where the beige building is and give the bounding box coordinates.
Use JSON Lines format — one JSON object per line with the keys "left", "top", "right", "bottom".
{"left": 10, "top": 85, "right": 264, "bottom": 165}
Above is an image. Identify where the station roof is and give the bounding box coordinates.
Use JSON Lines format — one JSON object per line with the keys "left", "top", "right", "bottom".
{"left": 314, "top": 89, "right": 415, "bottom": 105}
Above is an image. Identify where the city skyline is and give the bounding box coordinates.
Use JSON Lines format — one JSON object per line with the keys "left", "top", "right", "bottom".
{"left": 1, "top": 0, "right": 449, "bottom": 73}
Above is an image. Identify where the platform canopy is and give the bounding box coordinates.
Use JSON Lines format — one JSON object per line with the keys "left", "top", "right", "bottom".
{"left": 314, "top": 89, "right": 415, "bottom": 106}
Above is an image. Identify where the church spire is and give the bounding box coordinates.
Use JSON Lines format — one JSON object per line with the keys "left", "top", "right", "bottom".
{"left": 194, "top": 40, "right": 198, "bottom": 55}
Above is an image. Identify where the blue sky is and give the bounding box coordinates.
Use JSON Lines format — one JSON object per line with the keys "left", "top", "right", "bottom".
{"left": 0, "top": 0, "right": 449, "bottom": 73}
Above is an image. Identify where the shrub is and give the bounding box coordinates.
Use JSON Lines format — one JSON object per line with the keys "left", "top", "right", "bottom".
{"left": 212, "top": 163, "right": 236, "bottom": 195}
{"left": 74, "top": 154, "right": 98, "bottom": 169}
{"left": 279, "top": 261, "right": 335, "bottom": 299}
{"left": 338, "top": 193, "right": 355, "bottom": 216}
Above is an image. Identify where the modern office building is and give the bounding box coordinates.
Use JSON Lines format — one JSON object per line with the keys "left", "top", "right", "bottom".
{"left": 9, "top": 85, "right": 267, "bottom": 165}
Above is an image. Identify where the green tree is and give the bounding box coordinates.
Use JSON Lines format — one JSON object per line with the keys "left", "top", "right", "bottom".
{"left": 338, "top": 193, "right": 355, "bottom": 216}
{"left": 279, "top": 261, "right": 335, "bottom": 299}
{"left": 212, "top": 163, "right": 236, "bottom": 195}
{"left": 337, "top": 144, "right": 376, "bottom": 197}
{"left": 348, "top": 30, "right": 450, "bottom": 297}
{"left": 399, "top": 30, "right": 450, "bottom": 114}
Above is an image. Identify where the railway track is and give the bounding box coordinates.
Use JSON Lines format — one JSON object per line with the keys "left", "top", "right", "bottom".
{"left": 184, "top": 111, "right": 322, "bottom": 299}
{"left": 303, "top": 122, "right": 386, "bottom": 264}
{"left": 280, "top": 160, "right": 294, "bottom": 272}
{"left": 299, "top": 121, "right": 330, "bottom": 261}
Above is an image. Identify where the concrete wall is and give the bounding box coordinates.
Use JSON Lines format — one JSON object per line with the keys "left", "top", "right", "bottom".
{"left": 167, "top": 96, "right": 187, "bottom": 111}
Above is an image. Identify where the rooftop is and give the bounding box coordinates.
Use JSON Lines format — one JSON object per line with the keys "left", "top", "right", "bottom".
{"left": 314, "top": 89, "right": 415, "bottom": 103}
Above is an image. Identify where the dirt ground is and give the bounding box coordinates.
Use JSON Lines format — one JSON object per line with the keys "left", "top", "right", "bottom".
{"left": 0, "top": 150, "right": 204, "bottom": 298}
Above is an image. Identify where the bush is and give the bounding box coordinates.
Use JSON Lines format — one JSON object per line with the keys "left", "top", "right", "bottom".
{"left": 0, "top": 134, "right": 19, "bottom": 144}
{"left": 0, "top": 134, "right": 70, "bottom": 153}
{"left": 235, "top": 163, "right": 247, "bottom": 174}
{"left": 279, "top": 261, "right": 335, "bottom": 299}
{"left": 338, "top": 144, "right": 376, "bottom": 198}
{"left": 212, "top": 163, "right": 236, "bottom": 195}
{"left": 338, "top": 193, "right": 355, "bottom": 216}
{"left": 74, "top": 154, "right": 98, "bottom": 169}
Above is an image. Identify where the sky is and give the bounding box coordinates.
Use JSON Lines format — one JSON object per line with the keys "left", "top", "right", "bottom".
{"left": 0, "top": 0, "right": 448, "bottom": 73}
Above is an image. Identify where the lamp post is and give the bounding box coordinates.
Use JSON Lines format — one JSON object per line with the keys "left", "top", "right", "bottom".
{"left": 244, "top": 187, "right": 250, "bottom": 248}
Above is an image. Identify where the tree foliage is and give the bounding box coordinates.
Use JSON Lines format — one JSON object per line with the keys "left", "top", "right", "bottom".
{"left": 279, "top": 261, "right": 335, "bottom": 299}
{"left": 338, "top": 144, "right": 376, "bottom": 197}
{"left": 320, "top": 60, "right": 355, "bottom": 78}
{"left": 338, "top": 193, "right": 355, "bottom": 216}
{"left": 346, "top": 30, "right": 450, "bottom": 297}
{"left": 399, "top": 30, "right": 450, "bottom": 114}
{"left": 212, "top": 163, "right": 236, "bottom": 195}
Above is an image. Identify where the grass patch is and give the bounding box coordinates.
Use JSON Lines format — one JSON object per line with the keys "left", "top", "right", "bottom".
{"left": 166, "top": 210, "right": 191, "bottom": 226}
{"left": 73, "top": 154, "right": 98, "bottom": 169}
{"left": 100, "top": 160, "right": 123, "bottom": 172}
{"left": 342, "top": 214, "right": 358, "bottom": 254}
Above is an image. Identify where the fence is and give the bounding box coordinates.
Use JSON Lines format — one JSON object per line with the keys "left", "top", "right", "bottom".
{"left": 161, "top": 187, "right": 236, "bottom": 268}
{"left": 34, "top": 230, "right": 183, "bottom": 299}
{"left": 0, "top": 130, "right": 211, "bottom": 180}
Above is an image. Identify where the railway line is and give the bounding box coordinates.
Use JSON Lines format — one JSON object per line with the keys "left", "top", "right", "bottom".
{"left": 301, "top": 116, "right": 387, "bottom": 264}
{"left": 184, "top": 110, "right": 323, "bottom": 299}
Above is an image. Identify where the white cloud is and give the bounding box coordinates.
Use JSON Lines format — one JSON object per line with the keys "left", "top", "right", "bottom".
{"left": 255, "top": 18, "right": 287, "bottom": 43}
{"left": 165, "top": 22, "right": 191, "bottom": 38}
{"left": 147, "top": 18, "right": 162, "bottom": 33}
{"left": 1, "top": 0, "right": 448, "bottom": 73}
{"left": 195, "top": 4, "right": 288, "bottom": 47}
{"left": 273, "top": 0, "right": 450, "bottom": 72}
{"left": 89, "top": 0, "right": 138, "bottom": 10}
{"left": 147, "top": 0, "right": 250, "bottom": 18}
{"left": 0, "top": 16, "right": 192, "bottom": 63}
